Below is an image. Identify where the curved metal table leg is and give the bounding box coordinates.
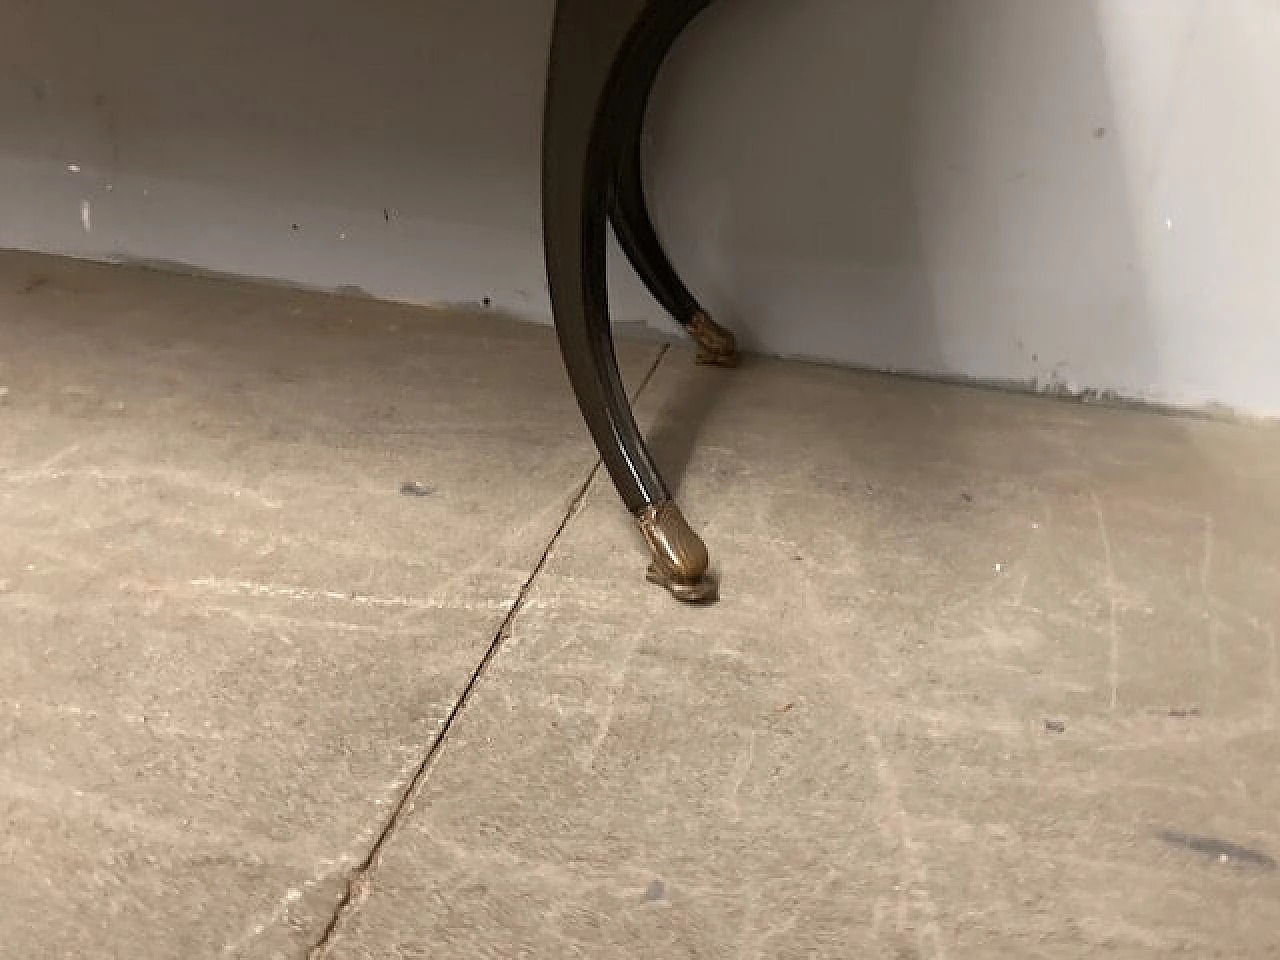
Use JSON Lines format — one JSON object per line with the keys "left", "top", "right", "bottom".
{"left": 607, "top": 0, "right": 741, "bottom": 368}
{"left": 543, "top": 0, "right": 720, "bottom": 602}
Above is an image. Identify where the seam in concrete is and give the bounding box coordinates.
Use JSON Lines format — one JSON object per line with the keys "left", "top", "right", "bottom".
{"left": 304, "top": 345, "right": 672, "bottom": 959}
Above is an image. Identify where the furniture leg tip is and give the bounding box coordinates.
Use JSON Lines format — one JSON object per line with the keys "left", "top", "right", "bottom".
{"left": 646, "top": 564, "right": 720, "bottom": 604}
{"left": 638, "top": 502, "right": 717, "bottom": 603}
{"left": 689, "top": 311, "right": 741, "bottom": 368}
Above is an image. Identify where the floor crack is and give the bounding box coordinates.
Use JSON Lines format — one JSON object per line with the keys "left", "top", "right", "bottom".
{"left": 304, "top": 344, "right": 670, "bottom": 957}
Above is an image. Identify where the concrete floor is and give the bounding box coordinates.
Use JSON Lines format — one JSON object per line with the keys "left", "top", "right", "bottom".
{"left": 2, "top": 252, "right": 1279, "bottom": 959}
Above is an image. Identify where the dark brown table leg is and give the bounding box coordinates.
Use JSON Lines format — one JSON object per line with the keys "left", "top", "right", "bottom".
{"left": 543, "top": 0, "right": 724, "bottom": 602}
{"left": 607, "top": 0, "right": 740, "bottom": 369}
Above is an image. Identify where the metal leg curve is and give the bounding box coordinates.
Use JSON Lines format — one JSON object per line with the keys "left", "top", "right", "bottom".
{"left": 607, "top": 1, "right": 741, "bottom": 367}
{"left": 544, "top": 0, "right": 717, "bottom": 602}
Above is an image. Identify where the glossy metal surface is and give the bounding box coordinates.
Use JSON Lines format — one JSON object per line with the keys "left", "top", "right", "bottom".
{"left": 688, "top": 309, "right": 741, "bottom": 367}
{"left": 639, "top": 503, "right": 717, "bottom": 603}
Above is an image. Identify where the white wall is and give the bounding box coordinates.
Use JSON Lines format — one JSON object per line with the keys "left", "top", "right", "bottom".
{"left": 2, "top": 0, "right": 1278, "bottom": 415}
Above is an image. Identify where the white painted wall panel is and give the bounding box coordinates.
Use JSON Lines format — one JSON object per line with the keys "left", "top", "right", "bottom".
{"left": 2, "top": 0, "right": 1277, "bottom": 414}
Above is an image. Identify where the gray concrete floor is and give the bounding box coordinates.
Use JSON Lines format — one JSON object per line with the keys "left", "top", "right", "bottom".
{"left": 2, "top": 251, "right": 1279, "bottom": 959}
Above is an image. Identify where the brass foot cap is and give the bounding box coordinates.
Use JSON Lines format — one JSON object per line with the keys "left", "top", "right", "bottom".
{"left": 688, "top": 311, "right": 741, "bottom": 368}
{"left": 637, "top": 502, "right": 717, "bottom": 604}
{"left": 646, "top": 564, "right": 719, "bottom": 604}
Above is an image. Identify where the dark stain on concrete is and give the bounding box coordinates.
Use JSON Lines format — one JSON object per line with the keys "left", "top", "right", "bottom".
{"left": 642, "top": 879, "right": 666, "bottom": 903}
{"left": 1159, "top": 831, "right": 1277, "bottom": 870}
